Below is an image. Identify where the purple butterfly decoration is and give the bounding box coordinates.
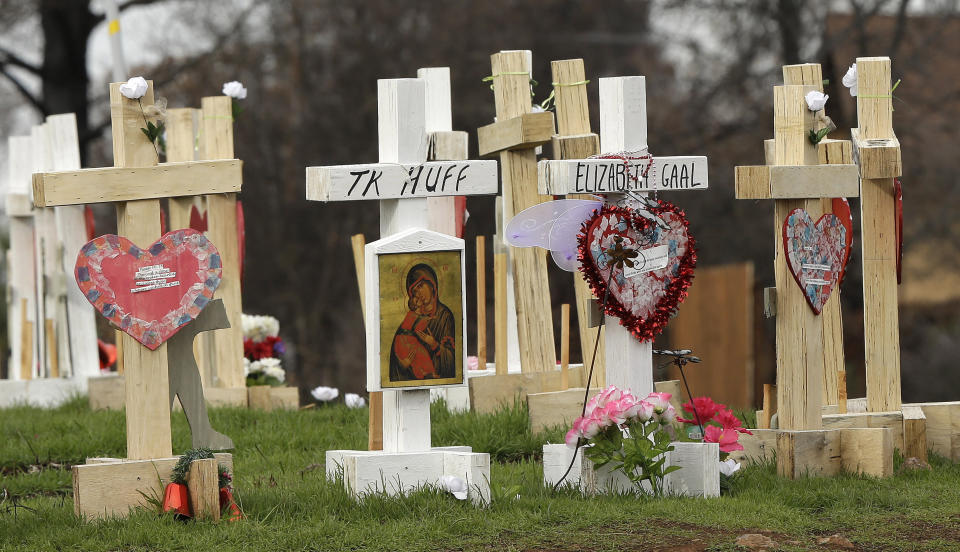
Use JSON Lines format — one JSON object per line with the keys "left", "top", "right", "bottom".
{"left": 504, "top": 199, "right": 603, "bottom": 271}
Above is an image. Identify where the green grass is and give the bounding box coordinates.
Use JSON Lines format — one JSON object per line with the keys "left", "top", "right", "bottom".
{"left": 2, "top": 397, "right": 960, "bottom": 551}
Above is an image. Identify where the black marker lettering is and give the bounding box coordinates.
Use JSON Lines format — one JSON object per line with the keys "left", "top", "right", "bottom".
{"left": 348, "top": 170, "right": 369, "bottom": 196}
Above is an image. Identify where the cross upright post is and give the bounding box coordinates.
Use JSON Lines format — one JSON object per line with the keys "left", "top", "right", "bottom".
{"left": 32, "top": 80, "right": 242, "bottom": 518}
{"left": 538, "top": 75, "right": 717, "bottom": 496}
{"left": 308, "top": 73, "right": 496, "bottom": 502}
{"left": 853, "top": 57, "right": 902, "bottom": 413}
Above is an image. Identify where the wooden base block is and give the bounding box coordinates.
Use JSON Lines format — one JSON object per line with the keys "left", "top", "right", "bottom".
{"left": 186, "top": 458, "right": 221, "bottom": 521}
{"left": 822, "top": 410, "right": 904, "bottom": 452}
{"left": 542, "top": 442, "right": 719, "bottom": 497}
{"left": 203, "top": 386, "right": 249, "bottom": 407}
{"left": 776, "top": 428, "right": 891, "bottom": 479}
{"left": 468, "top": 366, "right": 585, "bottom": 415}
{"left": 729, "top": 429, "right": 779, "bottom": 464}
{"left": 247, "top": 386, "right": 300, "bottom": 411}
{"left": 910, "top": 401, "right": 960, "bottom": 461}
{"left": 851, "top": 128, "right": 902, "bottom": 179}
{"left": 526, "top": 380, "right": 685, "bottom": 434}
{"left": 325, "top": 447, "right": 490, "bottom": 504}
{"left": 72, "top": 453, "right": 233, "bottom": 520}
{"left": 88, "top": 374, "right": 125, "bottom": 410}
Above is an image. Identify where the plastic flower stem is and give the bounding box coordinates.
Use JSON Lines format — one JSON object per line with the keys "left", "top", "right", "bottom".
{"left": 677, "top": 362, "right": 705, "bottom": 439}
{"left": 137, "top": 98, "right": 161, "bottom": 160}
{"left": 552, "top": 269, "right": 615, "bottom": 493}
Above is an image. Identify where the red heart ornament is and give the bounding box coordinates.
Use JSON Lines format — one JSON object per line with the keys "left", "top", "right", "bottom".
{"left": 75, "top": 229, "right": 222, "bottom": 350}
{"left": 832, "top": 198, "right": 854, "bottom": 285}
{"left": 782, "top": 209, "right": 850, "bottom": 315}
{"left": 577, "top": 201, "right": 696, "bottom": 342}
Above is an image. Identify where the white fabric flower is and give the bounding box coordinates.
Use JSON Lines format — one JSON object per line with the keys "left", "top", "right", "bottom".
{"left": 440, "top": 475, "right": 468, "bottom": 500}
{"left": 243, "top": 357, "right": 252, "bottom": 376}
{"left": 260, "top": 357, "right": 285, "bottom": 382}
{"left": 242, "top": 314, "right": 280, "bottom": 342}
{"left": 247, "top": 359, "right": 264, "bottom": 375}
{"left": 805, "top": 90, "right": 829, "bottom": 111}
{"left": 719, "top": 458, "right": 741, "bottom": 477}
{"left": 119, "top": 76, "right": 148, "bottom": 99}
{"left": 345, "top": 393, "right": 366, "bottom": 408}
{"left": 222, "top": 80, "right": 247, "bottom": 100}
{"left": 842, "top": 63, "right": 858, "bottom": 97}
{"left": 311, "top": 385, "right": 339, "bottom": 402}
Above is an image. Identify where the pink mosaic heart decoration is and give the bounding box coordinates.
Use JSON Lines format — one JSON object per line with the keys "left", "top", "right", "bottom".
{"left": 75, "top": 229, "right": 222, "bottom": 350}
{"left": 577, "top": 201, "right": 696, "bottom": 342}
{"left": 782, "top": 209, "right": 850, "bottom": 315}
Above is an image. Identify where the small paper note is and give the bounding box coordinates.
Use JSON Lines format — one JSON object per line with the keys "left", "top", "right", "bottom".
{"left": 623, "top": 244, "right": 669, "bottom": 278}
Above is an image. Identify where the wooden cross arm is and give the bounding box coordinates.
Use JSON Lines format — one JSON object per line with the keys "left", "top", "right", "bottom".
{"left": 477, "top": 112, "right": 555, "bottom": 157}
{"left": 734, "top": 164, "right": 859, "bottom": 200}
{"left": 305, "top": 160, "right": 498, "bottom": 202}
{"left": 32, "top": 159, "right": 242, "bottom": 208}
{"left": 5, "top": 193, "right": 33, "bottom": 217}
{"left": 538, "top": 156, "right": 708, "bottom": 195}
{"left": 851, "top": 128, "right": 902, "bottom": 180}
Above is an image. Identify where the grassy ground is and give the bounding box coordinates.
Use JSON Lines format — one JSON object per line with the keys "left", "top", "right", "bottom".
{"left": 1, "top": 397, "right": 959, "bottom": 551}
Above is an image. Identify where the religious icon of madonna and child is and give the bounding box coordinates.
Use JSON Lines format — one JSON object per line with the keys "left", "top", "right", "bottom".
{"left": 378, "top": 251, "right": 463, "bottom": 388}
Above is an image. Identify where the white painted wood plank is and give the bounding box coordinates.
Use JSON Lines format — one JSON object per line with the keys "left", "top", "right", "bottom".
{"left": 665, "top": 442, "right": 719, "bottom": 497}
{"left": 7, "top": 218, "right": 36, "bottom": 380}
{"left": 47, "top": 113, "right": 99, "bottom": 379}
{"left": 538, "top": 156, "right": 709, "bottom": 195}
{"left": 30, "top": 124, "right": 51, "bottom": 378}
{"left": 306, "top": 160, "right": 497, "bottom": 202}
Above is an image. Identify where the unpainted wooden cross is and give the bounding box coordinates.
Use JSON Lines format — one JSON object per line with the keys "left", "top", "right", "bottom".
{"left": 734, "top": 74, "right": 860, "bottom": 430}
{"left": 306, "top": 74, "right": 498, "bottom": 452}
{"left": 32, "top": 80, "right": 242, "bottom": 460}
{"left": 538, "top": 76, "right": 708, "bottom": 397}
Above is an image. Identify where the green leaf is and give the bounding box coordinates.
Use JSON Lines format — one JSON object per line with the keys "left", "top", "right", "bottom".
{"left": 662, "top": 465, "right": 683, "bottom": 476}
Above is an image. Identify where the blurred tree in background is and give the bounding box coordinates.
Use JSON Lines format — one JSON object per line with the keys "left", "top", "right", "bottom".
{"left": 1, "top": 0, "right": 958, "bottom": 402}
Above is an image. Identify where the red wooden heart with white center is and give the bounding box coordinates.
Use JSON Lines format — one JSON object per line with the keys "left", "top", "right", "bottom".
{"left": 782, "top": 208, "right": 850, "bottom": 315}
{"left": 577, "top": 201, "right": 696, "bottom": 342}
{"left": 75, "top": 229, "right": 222, "bottom": 350}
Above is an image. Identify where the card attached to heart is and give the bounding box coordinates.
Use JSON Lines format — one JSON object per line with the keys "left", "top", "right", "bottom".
{"left": 577, "top": 201, "right": 696, "bottom": 342}
{"left": 782, "top": 208, "right": 851, "bottom": 314}
{"left": 75, "top": 229, "right": 222, "bottom": 350}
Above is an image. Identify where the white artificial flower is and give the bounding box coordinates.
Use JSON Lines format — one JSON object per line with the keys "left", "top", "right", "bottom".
{"left": 243, "top": 357, "right": 252, "bottom": 376}
{"left": 222, "top": 80, "right": 247, "bottom": 100}
{"left": 440, "top": 475, "right": 468, "bottom": 500}
{"left": 311, "top": 385, "right": 339, "bottom": 402}
{"left": 241, "top": 314, "right": 280, "bottom": 342}
{"left": 719, "top": 458, "right": 741, "bottom": 477}
{"left": 842, "top": 63, "right": 858, "bottom": 97}
{"left": 119, "top": 76, "right": 148, "bottom": 99}
{"left": 260, "top": 357, "right": 285, "bottom": 382}
{"left": 805, "top": 90, "right": 829, "bottom": 111}
{"left": 247, "top": 359, "right": 264, "bottom": 375}
{"left": 344, "top": 393, "right": 366, "bottom": 408}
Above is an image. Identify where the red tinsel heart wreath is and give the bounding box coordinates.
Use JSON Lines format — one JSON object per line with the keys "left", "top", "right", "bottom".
{"left": 577, "top": 201, "right": 696, "bottom": 342}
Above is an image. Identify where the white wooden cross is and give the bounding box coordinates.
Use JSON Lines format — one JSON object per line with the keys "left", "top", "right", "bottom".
{"left": 538, "top": 76, "right": 708, "bottom": 396}
{"left": 308, "top": 74, "right": 497, "bottom": 501}
{"left": 539, "top": 76, "right": 718, "bottom": 497}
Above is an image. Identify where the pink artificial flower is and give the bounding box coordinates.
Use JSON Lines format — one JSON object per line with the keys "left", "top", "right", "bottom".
{"left": 703, "top": 425, "right": 744, "bottom": 453}
{"left": 636, "top": 400, "right": 655, "bottom": 422}
{"left": 646, "top": 392, "right": 672, "bottom": 414}
{"left": 586, "top": 385, "right": 620, "bottom": 416}
{"left": 678, "top": 396, "right": 724, "bottom": 426}
{"left": 714, "top": 408, "right": 753, "bottom": 435}
{"left": 565, "top": 426, "right": 580, "bottom": 447}
{"left": 659, "top": 403, "right": 677, "bottom": 425}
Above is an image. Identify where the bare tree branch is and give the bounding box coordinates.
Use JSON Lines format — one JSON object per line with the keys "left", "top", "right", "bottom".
{"left": 92, "top": 0, "right": 166, "bottom": 25}
{"left": 0, "top": 65, "right": 45, "bottom": 114}
{"left": 0, "top": 44, "right": 40, "bottom": 75}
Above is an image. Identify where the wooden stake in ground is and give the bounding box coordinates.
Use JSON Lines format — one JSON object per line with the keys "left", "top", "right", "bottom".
{"left": 559, "top": 303, "right": 570, "bottom": 390}
{"left": 476, "top": 235, "right": 487, "bottom": 369}
{"left": 853, "top": 57, "right": 903, "bottom": 413}
{"left": 5, "top": 135, "right": 38, "bottom": 381}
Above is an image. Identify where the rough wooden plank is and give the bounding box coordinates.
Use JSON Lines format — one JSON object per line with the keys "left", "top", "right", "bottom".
{"left": 851, "top": 128, "right": 901, "bottom": 179}
{"left": 777, "top": 430, "right": 841, "bottom": 478}
{"left": 270, "top": 386, "right": 300, "bottom": 410}
{"left": 186, "top": 458, "right": 221, "bottom": 521}
{"left": 856, "top": 58, "right": 902, "bottom": 414}
{"left": 494, "top": 251, "right": 508, "bottom": 376}
{"left": 165, "top": 107, "right": 200, "bottom": 228}
{"left": 73, "top": 453, "right": 232, "bottom": 520}
{"left": 839, "top": 428, "right": 893, "bottom": 477}
{"left": 901, "top": 405, "right": 928, "bottom": 462}
{"left": 550, "top": 59, "right": 606, "bottom": 384}
{"left": 306, "top": 160, "right": 497, "bottom": 202}
{"left": 248, "top": 385, "right": 273, "bottom": 411}
{"left": 491, "top": 51, "right": 556, "bottom": 374}
{"left": 822, "top": 411, "right": 903, "bottom": 452}
{"left": 428, "top": 131, "right": 467, "bottom": 161}
{"left": 477, "top": 112, "right": 555, "bottom": 157}
{"left": 470, "top": 366, "right": 586, "bottom": 415}
{"left": 32, "top": 159, "right": 241, "bottom": 208}
{"left": 729, "top": 428, "right": 778, "bottom": 464}
{"left": 734, "top": 165, "right": 859, "bottom": 199}
{"left": 913, "top": 402, "right": 960, "bottom": 461}
{"left": 772, "top": 85, "right": 824, "bottom": 431}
